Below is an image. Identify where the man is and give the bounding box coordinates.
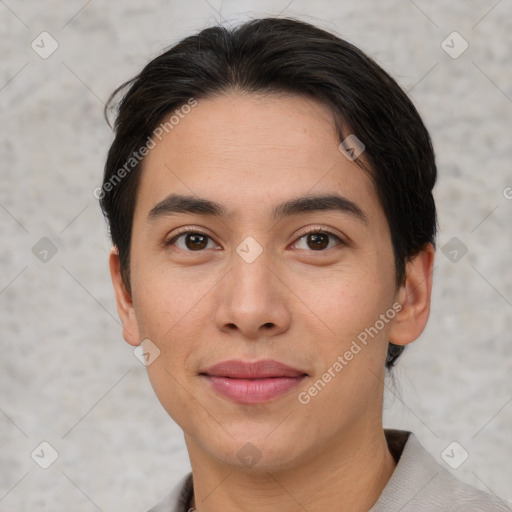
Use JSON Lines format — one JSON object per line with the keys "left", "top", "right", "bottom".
{"left": 99, "top": 17, "right": 510, "bottom": 512}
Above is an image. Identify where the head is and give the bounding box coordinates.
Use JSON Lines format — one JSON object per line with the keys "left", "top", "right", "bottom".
{"left": 101, "top": 17, "right": 436, "bottom": 472}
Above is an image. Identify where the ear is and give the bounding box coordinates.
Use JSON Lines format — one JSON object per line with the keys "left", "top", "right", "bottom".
{"left": 109, "top": 247, "right": 141, "bottom": 347}
{"left": 389, "top": 243, "right": 435, "bottom": 346}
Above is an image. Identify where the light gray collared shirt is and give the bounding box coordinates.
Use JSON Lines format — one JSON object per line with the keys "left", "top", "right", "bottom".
{"left": 146, "top": 430, "right": 511, "bottom": 511}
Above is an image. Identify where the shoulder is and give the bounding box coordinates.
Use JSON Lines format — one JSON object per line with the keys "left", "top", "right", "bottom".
{"left": 371, "top": 430, "right": 511, "bottom": 512}
{"left": 145, "top": 472, "right": 193, "bottom": 512}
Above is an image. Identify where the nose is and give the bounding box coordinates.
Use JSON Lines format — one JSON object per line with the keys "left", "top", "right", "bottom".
{"left": 214, "top": 244, "right": 292, "bottom": 341}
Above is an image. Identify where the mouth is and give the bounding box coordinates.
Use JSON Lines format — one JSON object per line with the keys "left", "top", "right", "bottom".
{"left": 199, "top": 359, "right": 308, "bottom": 404}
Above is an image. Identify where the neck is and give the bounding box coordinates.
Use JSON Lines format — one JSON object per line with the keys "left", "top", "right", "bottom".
{"left": 186, "top": 426, "right": 396, "bottom": 512}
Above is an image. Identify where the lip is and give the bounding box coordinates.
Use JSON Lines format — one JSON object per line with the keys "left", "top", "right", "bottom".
{"left": 200, "top": 359, "right": 308, "bottom": 404}
{"left": 201, "top": 359, "right": 307, "bottom": 378}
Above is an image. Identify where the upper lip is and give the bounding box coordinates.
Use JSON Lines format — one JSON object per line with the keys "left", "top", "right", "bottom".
{"left": 200, "top": 359, "right": 308, "bottom": 379}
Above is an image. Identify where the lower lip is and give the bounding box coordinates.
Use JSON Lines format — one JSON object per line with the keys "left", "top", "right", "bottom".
{"left": 202, "top": 375, "right": 306, "bottom": 404}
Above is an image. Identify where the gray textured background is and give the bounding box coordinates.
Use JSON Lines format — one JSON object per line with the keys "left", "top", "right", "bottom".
{"left": 1, "top": 1, "right": 511, "bottom": 511}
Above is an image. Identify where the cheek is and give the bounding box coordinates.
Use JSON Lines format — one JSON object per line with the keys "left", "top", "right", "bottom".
{"left": 145, "top": 360, "right": 199, "bottom": 434}
{"left": 135, "top": 273, "right": 202, "bottom": 426}
{"left": 298, "top": 261, "right": 394, "bottom": 342}
{"left": 295, "top": 261, "right": 396, "bottom": 404}
{"left": 131, "top": 254, "right": 209, "bottom": 338}
{"left": 299, "top": 272, "right": 393, "bottom": 411}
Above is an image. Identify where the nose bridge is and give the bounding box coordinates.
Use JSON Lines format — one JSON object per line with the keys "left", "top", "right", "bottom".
{"left": 230, "top": 235, "right": 276, "bottom": 304}
{"left": 215, "top": 234, "right": 291, "bottom": 337}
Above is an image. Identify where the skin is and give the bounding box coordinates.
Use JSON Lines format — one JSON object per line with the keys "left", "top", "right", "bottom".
{"left": 110, "top": 91, "right": 435, "bottom": 512}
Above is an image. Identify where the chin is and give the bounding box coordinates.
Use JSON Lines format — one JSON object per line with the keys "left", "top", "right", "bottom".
{"left": 207, "top": 426, "right": 307, "bottom": 471}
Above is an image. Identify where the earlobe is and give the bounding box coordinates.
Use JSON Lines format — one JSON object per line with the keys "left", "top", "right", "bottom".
{"left": 109, "top": 247, "right": 141, "bottom": 347}
{"left": 389, "top": 243, "right": 435, "bottom": 347}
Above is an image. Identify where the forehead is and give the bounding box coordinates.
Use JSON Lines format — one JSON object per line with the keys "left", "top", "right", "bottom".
{"left": 133, "top": 92, "right": 383, "bottom": 226}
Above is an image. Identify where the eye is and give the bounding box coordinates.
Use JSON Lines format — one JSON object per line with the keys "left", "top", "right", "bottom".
{"left": 165, "top": 228, "right": 219, "bottom": 251}
{"left": 292, "top": 228, "right": 344, "bottom": 251}
{"left": 164, "top": 227, "right": 346, "bottom": 252}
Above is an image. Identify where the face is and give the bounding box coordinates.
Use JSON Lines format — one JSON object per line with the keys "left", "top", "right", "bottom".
{"left": 110, "top": 91, "right": 432, "bottom": 473}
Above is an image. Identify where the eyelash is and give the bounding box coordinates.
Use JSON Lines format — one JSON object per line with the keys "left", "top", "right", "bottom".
{"left": 164, "top": 226, "right": 345, "bottom": 252}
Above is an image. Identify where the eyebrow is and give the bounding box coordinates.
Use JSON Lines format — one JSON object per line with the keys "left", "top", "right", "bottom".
{"left": 147, "top": 193, "right": 368, "bottom": 225}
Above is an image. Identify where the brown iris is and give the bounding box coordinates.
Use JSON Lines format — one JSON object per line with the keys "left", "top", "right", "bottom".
{"left": 184, "top": 233, "right": 209, "bottom": 250}
{"left": 306, "top": 233, "right": 329, "bottom": 250}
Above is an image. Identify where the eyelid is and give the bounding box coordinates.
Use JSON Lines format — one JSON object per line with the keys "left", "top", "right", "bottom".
{"left": 164, "top": 226, "right": 216, "bottom": 247}
{"left": 295, "top": 226, "right": 345, "bottom": 241}
{"left": 290, "top": 226, "right": 347, "bottom": 250}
